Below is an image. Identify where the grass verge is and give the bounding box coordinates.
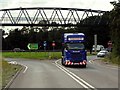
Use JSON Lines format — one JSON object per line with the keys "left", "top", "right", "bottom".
{"left": 102, "top": 54, "right": 120, "bottom": 66}
{"left": 2, "top": 52, "right": 93, "bottom": 60}
{"left": 2, "top": 52, "right": 62, "bottom": 60}
{"left": 0, "top": 55, "right": 2, "bottom": 89}
{"left": 1, "top": 60, "right": 22, "bottom": 88}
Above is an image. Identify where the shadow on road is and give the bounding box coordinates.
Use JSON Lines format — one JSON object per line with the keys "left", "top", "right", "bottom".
{"left": 64, "top": 65, "right": 87, "bottom": 69}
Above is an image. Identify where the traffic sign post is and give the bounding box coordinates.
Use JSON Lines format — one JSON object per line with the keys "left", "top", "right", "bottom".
{"left": 43, "top": 41, "right": 47, "bottom": 47}
{"left": 107, "top": 41, "right": 112, "bottom": 52}
{"left": 52, "top": 42, "right": 55, "bottom": 47}
{"left": 52, "top": 41, "right": 56, "bottom": 51}
{"left": 43, "top": 41, "right": 47, "bottom": 52}
{"left": 52, "top": 41, "right": 56, "bottom": 57}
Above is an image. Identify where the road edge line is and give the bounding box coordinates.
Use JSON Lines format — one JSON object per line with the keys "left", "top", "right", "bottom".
{"left": 3, "top": 63, "right": 28, "bottom": 89}
{"left": 18, "top": 63, "right": 28, "bottom": 73}
{"left": 3, "top": 65, "right": 23, "bottom": 89}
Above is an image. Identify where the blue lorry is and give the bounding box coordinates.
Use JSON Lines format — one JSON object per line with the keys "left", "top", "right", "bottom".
{"left": 61, "top": 33, "right": 87, "bottom": 67}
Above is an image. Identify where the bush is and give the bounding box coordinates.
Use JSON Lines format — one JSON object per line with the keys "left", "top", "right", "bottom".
{"left": 105, "top": 53, "right": 120, "bottom": 66}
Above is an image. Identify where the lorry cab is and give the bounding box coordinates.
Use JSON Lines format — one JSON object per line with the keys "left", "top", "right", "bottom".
{"left": 62, "top": 33, "right": 87, "bottom": 67}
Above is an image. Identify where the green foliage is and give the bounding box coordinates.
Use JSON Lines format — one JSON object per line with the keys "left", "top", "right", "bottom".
{"left": 104, "top": 53, "right": 120, "bottom": 65}
{"left": 109, "top": 4, "right": 120, "bottom": 57}
{"left": 2, "top": 52, "right": 93, "bottom": 60}
{"left": 2, "top": 60, "right": 22, "bottom": 88}
{"left": 2, "top": 52, "right": 62, "bottom": 60}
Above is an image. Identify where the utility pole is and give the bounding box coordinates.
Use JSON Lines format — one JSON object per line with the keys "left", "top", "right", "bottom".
{"left": 94, "top": 34, "right": 97, "bottom": 53}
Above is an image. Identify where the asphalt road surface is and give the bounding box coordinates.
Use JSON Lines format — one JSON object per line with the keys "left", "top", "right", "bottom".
{"left": 5, "top": 56, "right": 118, "bottom": 89}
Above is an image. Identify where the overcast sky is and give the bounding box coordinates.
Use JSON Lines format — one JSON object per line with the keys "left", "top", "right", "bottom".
{"left": 0, "top": 0, "right": 116, "bottom": 11}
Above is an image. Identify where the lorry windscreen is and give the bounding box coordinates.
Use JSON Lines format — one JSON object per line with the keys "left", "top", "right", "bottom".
{"left": 66, "top": 43, "right": 84, "bottom": 50}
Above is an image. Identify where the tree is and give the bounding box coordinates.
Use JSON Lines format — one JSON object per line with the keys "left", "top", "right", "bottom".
{"left": 76, "top": 14, "right": 110, "bottom": 50}
{"left": 2, "top": 29, "right": 7, "bottom": 50}
{"left": 109, "top": 1, "right": 120, "bottom": 57}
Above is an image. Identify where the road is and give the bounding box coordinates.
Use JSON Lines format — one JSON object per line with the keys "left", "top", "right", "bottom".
{"left": 5, "top": 56, "right": 118, "bottom": 89}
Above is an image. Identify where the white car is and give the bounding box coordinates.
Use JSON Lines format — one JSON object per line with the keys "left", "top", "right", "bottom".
{"left": 92, "top": 45, "right": 104, "bottom": 52}
{"left": 97, "top": 50, "right": 109, "bottom": 57}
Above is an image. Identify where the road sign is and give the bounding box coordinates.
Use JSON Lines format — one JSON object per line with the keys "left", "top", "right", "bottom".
{"left": 27, "top": 43, "right": 38, "bottom": 50}
{"left": 107, "top": 41, "right": 112, "bottom": 52}
{"left": 43, "top": 41, "right": 47, "bottom": 47}
{"left": 108, "top": 41, "right": 112, "bottom": 47}
{"left": 52, "top": 42, "right": 55, "bottom": 47}
{"left": 52, "top": 41, "right": 55, "bottom": 47}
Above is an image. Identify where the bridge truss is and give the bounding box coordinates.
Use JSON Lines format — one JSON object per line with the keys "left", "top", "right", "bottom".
{"left": 0, "top": 7, "right": 108, "bottom": 26}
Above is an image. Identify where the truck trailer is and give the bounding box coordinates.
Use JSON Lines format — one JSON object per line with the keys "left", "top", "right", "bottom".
{"left": 61, "top": 33, "right": 87, "bottom": 67}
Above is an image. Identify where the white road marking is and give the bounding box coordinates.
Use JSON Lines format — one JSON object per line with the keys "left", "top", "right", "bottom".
{"left": 18, "top": 63, "right": 28, "bottom": 73}
{"left": 22, "top": 64, "right": 28, "bottom": 73}
{"left": 5, "top": 59, "right": 28, "bottom": 74}
{"left": 54, "top": 59, "right": 97, "bottom": 90}
{"left": 55, "top": 64, "right": 90, "bottom": 89}
{"left": 89, "top": 60, "right": 94, "bottom": 64}
{"left": 4, "top": 67, "right": 22, "bottom": 88}
{"left": 23, "top": 65, "right": 28, "bottom": 73}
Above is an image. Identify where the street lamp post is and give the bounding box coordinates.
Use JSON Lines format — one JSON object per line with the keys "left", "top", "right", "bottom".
{"left": 52, "top": 41, "right": 56, "bottom": 57}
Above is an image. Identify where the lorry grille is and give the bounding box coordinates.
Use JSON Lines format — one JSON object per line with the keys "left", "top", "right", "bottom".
{"left": 71, "top": 53, "right": 82, "bottom": 62}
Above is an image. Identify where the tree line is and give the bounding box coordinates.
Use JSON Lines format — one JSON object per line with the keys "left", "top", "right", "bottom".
{"left": 2, "top": 16, "right": 110, "bottom": 51}
{"left": 109, "top": 1, "right": 120, "bottom": 64}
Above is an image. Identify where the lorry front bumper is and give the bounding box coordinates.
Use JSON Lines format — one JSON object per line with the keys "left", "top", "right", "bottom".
{"left": 65, "top": 60, "right": 87, "bottom": 65}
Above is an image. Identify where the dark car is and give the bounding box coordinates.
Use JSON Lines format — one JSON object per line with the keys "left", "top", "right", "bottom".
{"left": 13, "top": 48, "right": 25, "bottom": 52}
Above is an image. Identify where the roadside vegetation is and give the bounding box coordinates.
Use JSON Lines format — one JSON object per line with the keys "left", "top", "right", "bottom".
{"left": 2, "top": 52, "right": 62, "bottom": 60}
{"left": 0, "top": 54, "right": 2, "bottom": 89}
{"left": 2, "top": 51, "right": 93, "bottom": 60}
{"left": 107, "top": 1, "right": 120, "bottom": 66}
{"left": 103, "top": 55, "right": 120, "bottom": 66}
{"left": 1, "top": 59, "right": 22, "bottom": 88}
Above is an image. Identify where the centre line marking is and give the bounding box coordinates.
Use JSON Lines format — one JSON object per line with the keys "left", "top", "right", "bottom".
{"left": 54, "top": 59, "right": 97, "bottom": 90}
{"left": 55, "top": 63, "right": 90, "bottom": 89}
